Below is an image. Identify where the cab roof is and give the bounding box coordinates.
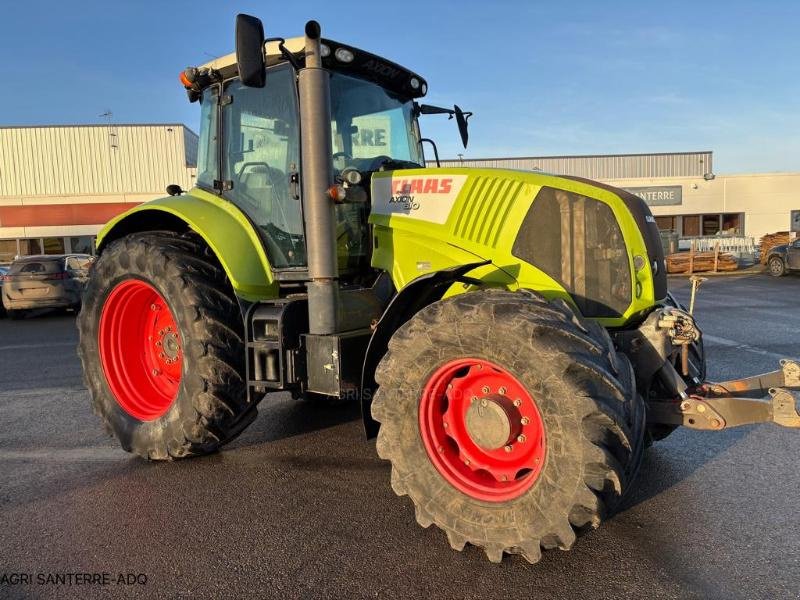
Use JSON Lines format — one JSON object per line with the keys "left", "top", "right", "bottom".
{"left": 198, "top": 37, "right": 428, "bottom": 100}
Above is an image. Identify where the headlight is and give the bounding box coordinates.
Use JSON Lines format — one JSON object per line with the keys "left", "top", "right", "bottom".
{"left": 334, "top": 47, "right": 354, "bottom": 63}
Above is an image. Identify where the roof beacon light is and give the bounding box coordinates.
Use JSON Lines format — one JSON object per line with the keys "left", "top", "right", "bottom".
{"left": 334, "top": 47, "right": 354, "bottom": 63}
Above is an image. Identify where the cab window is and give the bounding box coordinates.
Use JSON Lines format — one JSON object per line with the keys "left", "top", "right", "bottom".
{"left": 222, "top": 64, "right": 305, "bottom": 268}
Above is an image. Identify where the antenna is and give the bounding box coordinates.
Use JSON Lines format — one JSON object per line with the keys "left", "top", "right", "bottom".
{"left": 99, "top": 110, "right": 118, "bottom": 150}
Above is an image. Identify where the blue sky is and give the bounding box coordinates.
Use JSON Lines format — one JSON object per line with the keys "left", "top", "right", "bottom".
{"left": 2, "top": 0, "right": 799, "bottom": 173}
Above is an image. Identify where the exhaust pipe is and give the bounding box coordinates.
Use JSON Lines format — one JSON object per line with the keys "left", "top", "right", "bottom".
{"left": 298, "top": 20, "right": 339, "bottom": 334}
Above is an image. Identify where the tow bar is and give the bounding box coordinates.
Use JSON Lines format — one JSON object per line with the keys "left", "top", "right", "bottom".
{"left": 648, "top": 359, "right": 800, "bottom": 430}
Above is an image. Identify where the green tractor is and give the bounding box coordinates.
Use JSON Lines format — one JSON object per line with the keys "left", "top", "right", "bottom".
{"left": 77, "top": 15, "right": 800, "bottom": 563}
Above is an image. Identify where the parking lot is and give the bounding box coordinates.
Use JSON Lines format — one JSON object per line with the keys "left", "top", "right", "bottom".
{"left": 1, "top": 273, "right": 799, "bottom": 599}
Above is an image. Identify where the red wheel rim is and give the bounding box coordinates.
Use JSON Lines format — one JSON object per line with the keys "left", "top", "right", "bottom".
{"left": 98, "top": 280, "right": 182, "bottom": 421}
{"left": 419, "top": 358, "right": 546, "bottom": 502}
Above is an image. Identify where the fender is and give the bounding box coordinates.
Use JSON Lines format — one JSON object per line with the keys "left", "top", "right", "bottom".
{"left": 96, "top": 188, "right": 278, "bottom": 302}
{"left": 360, "top": 260, "right": 490, "bottom": 438}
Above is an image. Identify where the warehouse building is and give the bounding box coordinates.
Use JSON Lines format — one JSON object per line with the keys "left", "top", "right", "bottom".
{"left": 2, "top": 133, "right": 796, "bottom": 266}
{"left": 435, "top": 151, "right": 800, "bottom": 242}
{"left": 0, "top": 124, "right": 197, "bottom": 263}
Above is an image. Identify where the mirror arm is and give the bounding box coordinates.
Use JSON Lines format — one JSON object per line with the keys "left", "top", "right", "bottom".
{"left": 271, "top": 37, "right": 301, "bottom": 71}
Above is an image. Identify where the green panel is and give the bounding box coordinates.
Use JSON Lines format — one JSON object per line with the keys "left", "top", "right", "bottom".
{"left": 370, "top": 167, "right": 657, "bottom": 327}
{"left": 97, "top": 187, "right": 278, "bottom": 301}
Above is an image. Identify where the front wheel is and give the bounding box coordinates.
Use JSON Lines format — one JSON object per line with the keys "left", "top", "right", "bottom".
{"left": 77, "top": 232, "right": 257, "bottom": 460}
{"left": 371, "top": 289, "right": 646, "bottom": 563}
{"left": 769, "top": 256, "right": 786, "bottom": 277}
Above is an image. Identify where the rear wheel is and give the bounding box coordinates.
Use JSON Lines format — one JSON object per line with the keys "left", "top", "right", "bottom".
{"left": 77, "top": 232, "right": 257, "bottom": 460}
{"left": 769, "top": 256, "right": 786, "bottom": 277}
{"left": 372, "top": 289, "right": 646, "bottom": 563}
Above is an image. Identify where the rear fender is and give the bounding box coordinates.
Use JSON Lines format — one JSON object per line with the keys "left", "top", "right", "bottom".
{"left": 360, "top": 261, "right": 490, "bottom": 438}
{"left": 96, "top": 189, "right": 278, "bottom": 302}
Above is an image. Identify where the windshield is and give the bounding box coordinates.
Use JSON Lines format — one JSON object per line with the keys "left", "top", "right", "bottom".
{"left": 329, "top": 73, "right": 423, "bottom": 171}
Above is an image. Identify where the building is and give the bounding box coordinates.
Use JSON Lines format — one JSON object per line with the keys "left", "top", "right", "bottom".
{"left": 0, "top": 124, "right": 197, "bottom": 263}
{"left": 2, "top": 136, "right": 796, "bottom": 265}
{"left": 435, "top": 151, "right": 800, "bottom": 242}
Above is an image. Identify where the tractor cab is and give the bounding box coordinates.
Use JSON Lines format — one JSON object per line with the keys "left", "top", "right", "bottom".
{"left": 187, "top": 35, "right": 430, "bottom": 278}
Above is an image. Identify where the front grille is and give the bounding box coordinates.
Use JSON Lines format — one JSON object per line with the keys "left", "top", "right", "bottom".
{"left": 512, "top": 186, "right": 632, "bottom": 318}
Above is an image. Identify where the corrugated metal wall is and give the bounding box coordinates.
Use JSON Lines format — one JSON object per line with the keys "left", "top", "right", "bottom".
{"left": 0, "top": 124, "right": 199, "bottom": 197}
{"left": 430, "top": 151, "right": 713, "bottom": 179}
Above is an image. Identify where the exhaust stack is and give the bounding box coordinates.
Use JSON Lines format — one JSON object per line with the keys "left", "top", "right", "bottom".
{"left": 298, "top": 20, "right": 339, "bottom": 334}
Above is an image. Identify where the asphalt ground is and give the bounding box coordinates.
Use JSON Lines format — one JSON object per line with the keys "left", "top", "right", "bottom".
{"left": 1, "top": 273, "right": 799, "bottom": 599}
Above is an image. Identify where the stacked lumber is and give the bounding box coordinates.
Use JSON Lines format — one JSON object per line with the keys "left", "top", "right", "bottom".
{"left": 666, "top": 251, "right": 738, "bottom": 274}
{"left": 759, "top": 232, "right": 792, "bottom": 264}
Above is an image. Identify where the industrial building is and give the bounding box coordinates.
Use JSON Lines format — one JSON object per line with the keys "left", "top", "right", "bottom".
{"left": 1, "top": 131, "right": 796, "bottom": 266}
{"left": 0, "top": 124, "right": 197, "bottom": 263}
{"left": 435, "top": 151, "right": 800, "bottom": 243}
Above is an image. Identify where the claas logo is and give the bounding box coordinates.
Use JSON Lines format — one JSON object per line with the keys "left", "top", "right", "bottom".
{"left": 392, "top": 178, "right": 453, "bottom": 195}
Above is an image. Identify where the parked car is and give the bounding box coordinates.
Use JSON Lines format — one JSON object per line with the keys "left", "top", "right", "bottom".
{"left": 766, "top": 239, "right": 800, "bottom": 276}
{"left": 0, "top": 266, "right": 8, "bottom": 315}
{"left": 1, "top": 254, "right": 93, "bottom": 318}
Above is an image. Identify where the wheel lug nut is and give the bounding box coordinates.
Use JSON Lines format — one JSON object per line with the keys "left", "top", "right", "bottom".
{"left": 513, "top": 399, "right": 521, "bottom": 407}
{"left": 470, "top": 396, "right": 478, "bottom": 403}
{"left": 521, "top": 417, "right": 530, "bottom": 425}
{"left": 504, "top": 445, "right": 513, "bottom": 453}
{"left": 464, "top": 459, "right": 470, "bottom": 466}
{"left": 499, "top": 386, "right": 507, "bottom": 395}
{"left": 517, "top": 434, "right": 526, "bottom": 443}
{"left": 150, "top": 304, "right": 159, "bottom": 311}
{"left": 481, "top": 385, "right": 490, "bottom": 394}
{"left": 152, "top": 369, "right": 159, "bottom": 376}
{"left": 155, "top": 341, "right": 162, "bottom": 347}
{"left": 501, "top": 475, "right": 508, "bottom": 482}
{"left": 480, "top": 399, "right": 488, "bottom": 407}
{"left": 437, "top": 446, "right": 444, "bottom": 453}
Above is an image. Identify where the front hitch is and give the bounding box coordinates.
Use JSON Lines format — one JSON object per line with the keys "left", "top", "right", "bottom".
{"left": 647, "top": 360, "right": 800, "bottom": 431}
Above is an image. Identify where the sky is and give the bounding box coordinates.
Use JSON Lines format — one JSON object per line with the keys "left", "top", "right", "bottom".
{"left": 2, "top": 0, "right": 799, "bottom": 173}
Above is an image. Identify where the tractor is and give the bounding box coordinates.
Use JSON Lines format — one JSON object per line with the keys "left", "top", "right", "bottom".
{"left": 77, "top": 15, "right": 800, "bottom": 564}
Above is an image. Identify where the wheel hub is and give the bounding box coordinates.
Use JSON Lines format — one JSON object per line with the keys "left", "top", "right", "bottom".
{"left": 464, "top": 395, "right": 522, "bottom": 450}
{"left": 159, "top": 329, "right": 180, "bottom": 362}
{"left": 419, "top": 358, "right": 547, "bottom": 502}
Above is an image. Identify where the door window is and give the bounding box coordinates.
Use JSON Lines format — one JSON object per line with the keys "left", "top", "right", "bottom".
{"left": 222, "top": 65, "right": 304, "bottom": 268}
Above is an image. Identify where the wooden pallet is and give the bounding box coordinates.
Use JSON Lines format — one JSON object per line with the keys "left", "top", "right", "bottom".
{"left": 666, "top": 243, "right": 738, "bottom": 274}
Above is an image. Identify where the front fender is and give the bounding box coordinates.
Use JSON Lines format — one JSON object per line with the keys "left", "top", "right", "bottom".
{"left": 97, "top": 188, "right": 277, "bottom": 301}
{"left": 360, "top": 261, "right": 490, "bottom": 438}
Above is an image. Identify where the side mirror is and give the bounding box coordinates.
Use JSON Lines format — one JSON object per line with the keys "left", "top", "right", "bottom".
{"left": 454, "top": 105, "right": 470, "bottom": 149}
{"left": 235, "top": 14, "right": 266, "bottom": 88}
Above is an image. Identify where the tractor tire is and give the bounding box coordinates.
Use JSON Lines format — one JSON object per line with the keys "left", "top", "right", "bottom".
{"left": 371, "top": 289, "right": 646, "bottom": 564}
{"left": 768, "top": 256, "right": 786, "bottom": 277}
{"left": 77, "top": 231, "right": 257, "bottom": 460}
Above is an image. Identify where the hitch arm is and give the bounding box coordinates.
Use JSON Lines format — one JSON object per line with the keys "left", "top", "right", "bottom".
{"left": 647, "top": 360, "right": 800, "bottom": 431}
{"left": 699, "top": 359, "right": 800, "bottom": 399}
